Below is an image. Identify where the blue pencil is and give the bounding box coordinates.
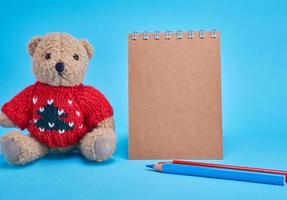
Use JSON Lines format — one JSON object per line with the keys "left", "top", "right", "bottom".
{"left": 146, "top": 163, "right": 285, "bottom": 185}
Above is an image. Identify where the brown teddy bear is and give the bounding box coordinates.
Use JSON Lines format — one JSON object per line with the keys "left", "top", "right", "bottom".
{"left": 0, "top": 32, "right": 116, "bottom": 165}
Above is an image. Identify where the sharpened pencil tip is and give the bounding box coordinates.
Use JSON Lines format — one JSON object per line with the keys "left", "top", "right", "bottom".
{"left": 146, "top": 164, "right": 154, "bottom": 169}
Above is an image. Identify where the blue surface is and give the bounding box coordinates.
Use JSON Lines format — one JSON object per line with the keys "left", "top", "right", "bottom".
{"left": 0, "top": 0, "right": 287, "bottom": 199}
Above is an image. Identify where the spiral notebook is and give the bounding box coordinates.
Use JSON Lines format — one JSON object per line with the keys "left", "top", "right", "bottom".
{"left": 129, "top": 30, "right": 222, "bottom": 160}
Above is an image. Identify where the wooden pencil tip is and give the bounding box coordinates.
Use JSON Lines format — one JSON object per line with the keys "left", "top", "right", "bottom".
{"left": 146, "top": 164, "right": 154, "bottom": 169}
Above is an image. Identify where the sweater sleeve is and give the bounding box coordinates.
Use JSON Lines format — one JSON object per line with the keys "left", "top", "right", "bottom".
{"left": 79, "top": 86, "right": 113, "bottom": 129}
{"left": 1, "top": 85, "right": 35, "bottom": 130}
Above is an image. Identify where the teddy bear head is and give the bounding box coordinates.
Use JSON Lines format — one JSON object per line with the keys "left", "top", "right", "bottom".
{"left": 28, "top": 32, "right": 93, "bottom": 87}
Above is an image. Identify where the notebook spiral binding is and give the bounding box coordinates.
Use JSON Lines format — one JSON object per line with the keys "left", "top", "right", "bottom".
{"left": 131, "top": 29, "right": 217, "bottom": 40}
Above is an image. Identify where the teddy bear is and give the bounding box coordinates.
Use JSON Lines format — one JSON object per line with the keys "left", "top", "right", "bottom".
{"left": 0, "top": 32, "right": 116, "bottom": 165}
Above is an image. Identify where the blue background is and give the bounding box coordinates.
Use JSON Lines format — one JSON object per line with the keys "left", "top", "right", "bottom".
{"left": 0, "top": 0, "right": 287, "bottom": 199}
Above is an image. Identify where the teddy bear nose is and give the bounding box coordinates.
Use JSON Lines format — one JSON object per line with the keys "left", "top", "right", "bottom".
{"left": 55, "top": 62, "right": 65, "bottom": 73}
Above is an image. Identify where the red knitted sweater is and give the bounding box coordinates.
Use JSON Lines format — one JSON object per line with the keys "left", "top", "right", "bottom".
{"left": 1, "top": 82, "right": 113, "bottom": 148}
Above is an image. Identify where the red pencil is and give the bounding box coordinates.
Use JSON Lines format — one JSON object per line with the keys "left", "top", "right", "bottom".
{"left": 162, "top": 160, "right": 287, "bottom": 181}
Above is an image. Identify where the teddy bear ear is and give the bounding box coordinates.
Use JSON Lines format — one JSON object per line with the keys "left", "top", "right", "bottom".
{"left": 80, "top": 39, "right": 93, "bottom": 59}
{"left": 28, "top": 37, "right": 42, "bottom": 56}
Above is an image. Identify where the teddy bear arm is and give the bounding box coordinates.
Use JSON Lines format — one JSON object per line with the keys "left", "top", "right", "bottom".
{"left": 0, "top": 111, "right": 16, "bottom": 128}
{"left": 97, "top": 116, "right": 115, "bottom": 129}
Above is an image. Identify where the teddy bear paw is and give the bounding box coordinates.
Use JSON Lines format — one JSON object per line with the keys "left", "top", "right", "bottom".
{"left": 0, "top": 138, "right": 21, "bottom": 165}
{"left": 94, "top": 134, "right": 115, "bottom": 162}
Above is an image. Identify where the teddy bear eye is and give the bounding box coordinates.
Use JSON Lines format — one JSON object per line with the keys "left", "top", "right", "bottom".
{"left": 45, "top": 53, "right": 51, "bottom": 60}
{"left": 73, "top": 54, "right": 79, "bottom": 61}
